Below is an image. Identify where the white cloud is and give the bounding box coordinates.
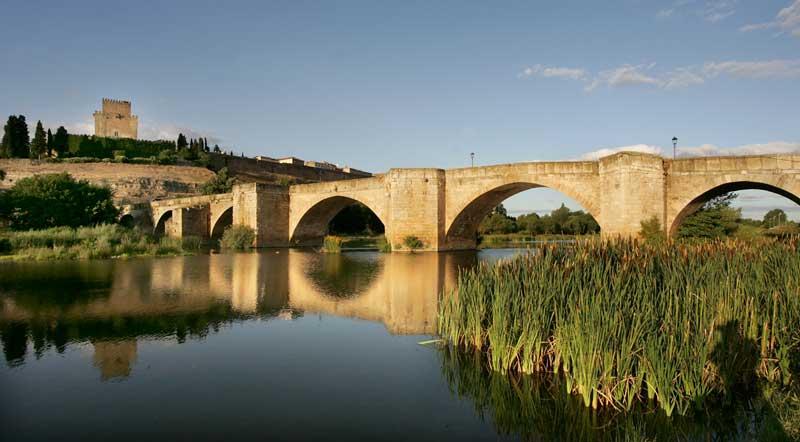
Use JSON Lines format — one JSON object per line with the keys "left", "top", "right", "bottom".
{"left": 676, "top": 141, "right": 800, "bottom": 157}
{"left": 702, "top": 59, "right": 800, "bottom": 78}
{"left": 520, "top": 58, "right": 800, "bottom": 91}
{"left": 519, "top": 64, "right": 587, "bottom": 80}
{"left": 702, "top": 0, "right": 737, "bottom": 23}
{"left": 740, "top": 0, "right": 800, "bottom": 38}
{"left": 580, "top": 144, "right": 663, "bottom": 160}
{"left": 657, "top": 8, "right": 675, "bottom": 18}
{"left": 580, "top": 141, "right": 800, "bottom": 160}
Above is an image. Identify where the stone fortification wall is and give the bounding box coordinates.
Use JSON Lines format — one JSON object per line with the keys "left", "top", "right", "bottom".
{"left": 208, "top": 153, "right": 370, "bottom": 185}
{"left": 0, "top": 159, "right": 215, "bottom": 205}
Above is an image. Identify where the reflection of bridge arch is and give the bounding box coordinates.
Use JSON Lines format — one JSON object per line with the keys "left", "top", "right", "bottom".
{"left": 668, "top": 180, "right": 800, "bottom": 236}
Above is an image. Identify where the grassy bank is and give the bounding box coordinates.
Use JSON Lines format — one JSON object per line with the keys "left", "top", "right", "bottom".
{"left": 0, "top": 225, "right": 202, "bottom": 261}
{"left": 438, "top": 239, "right": 800, "bottom": 417}
{"left": 478, "top": 233, "right": 597, "bottom": 248}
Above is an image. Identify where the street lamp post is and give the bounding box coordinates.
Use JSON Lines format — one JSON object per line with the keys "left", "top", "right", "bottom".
{"left": 672, "top": 137, "right": 678, "bottom": 159}
{"left": 470, "top": 152, "right": 475, "bottom": 167}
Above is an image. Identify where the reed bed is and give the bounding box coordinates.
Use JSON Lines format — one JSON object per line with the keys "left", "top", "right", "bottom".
{"left": 438, "top": 238, "right": 800, "bottom": 416}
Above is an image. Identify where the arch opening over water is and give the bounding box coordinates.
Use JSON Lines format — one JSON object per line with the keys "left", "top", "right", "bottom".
{"left": 291, "top": 196, "right": 386, "bottom": 247}
{"left": 210, "top": 207, "right": 233, "bottom": 241}
{"left": 153, "top": 211, "right": 173, "bottom": 238}
{"left": 446, "top": 183, "right": 600, "bottom": 249}
{"left": 669, "top": 181, "right": 800, "bottom": 237}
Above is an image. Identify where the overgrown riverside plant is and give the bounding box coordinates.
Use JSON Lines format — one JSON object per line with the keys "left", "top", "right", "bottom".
{"left": 402, "top": 235, "right": 424, "bottom": 251}
{"left": 322, "top": 235, "right": 343, "bottom": 253}
{"left": 219, "top": 225, "right": 255, "bottom": 250}
{"left": 0, "top": 225, "right": 195, "bottom": 260}
{"left": 438, "top": 238, "right": 800, "bottom": 417}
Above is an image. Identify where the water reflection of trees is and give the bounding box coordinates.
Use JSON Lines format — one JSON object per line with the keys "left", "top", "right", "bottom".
{"left": 439, "top": 346, "right": 797, "bottom": 441}
{"left": 0, "top": 304, "right": 284, "bottom": 368}
{"left": 304, "top": 252, "right": 383, "bottom": 299}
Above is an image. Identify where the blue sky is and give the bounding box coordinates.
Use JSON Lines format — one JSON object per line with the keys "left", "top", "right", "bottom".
{"left": 2, "top": 0, "right": 799, "bottom": 219}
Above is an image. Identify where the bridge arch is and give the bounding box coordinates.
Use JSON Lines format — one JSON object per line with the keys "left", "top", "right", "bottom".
{"left": 668, "top": 180, "right": 800, "bottom": 236}
{"left": 153, "top": 210, "right": 173, "bottom": 237}
{"left": 445, "top": 181, "right": 601, "bottom": 249}
{"left": 210, "top": 206, "right": 233, "bottom": 241}
{"left": 290, "top": 195, "right": 387, "bottom": 246}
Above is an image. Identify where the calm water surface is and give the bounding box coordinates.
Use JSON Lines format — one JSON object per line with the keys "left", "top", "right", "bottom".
{"left": 0, "top": 249, "right": 786, "bottom": 441}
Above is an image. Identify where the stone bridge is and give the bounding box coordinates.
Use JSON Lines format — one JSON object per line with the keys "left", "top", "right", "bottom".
{"left": 140, "top": 152, "right": 800, "bottom": 251}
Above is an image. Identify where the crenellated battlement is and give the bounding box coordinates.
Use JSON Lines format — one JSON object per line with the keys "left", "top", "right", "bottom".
{"left": 94, "top": 97, "right": 138, "bottom": 138}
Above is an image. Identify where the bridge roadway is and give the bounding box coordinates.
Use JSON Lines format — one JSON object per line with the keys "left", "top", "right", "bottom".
{"left": 124, "top": 152, "right": 800, "bottom": 251}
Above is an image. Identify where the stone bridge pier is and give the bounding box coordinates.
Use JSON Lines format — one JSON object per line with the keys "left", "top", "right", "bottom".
{"left": 147, "top": 152, "right": 800, "bottom": 251}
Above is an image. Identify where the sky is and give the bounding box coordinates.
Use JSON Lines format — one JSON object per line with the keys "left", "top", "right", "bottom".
{"left": 1, "top": 0, "right": 799, "bottom": 219}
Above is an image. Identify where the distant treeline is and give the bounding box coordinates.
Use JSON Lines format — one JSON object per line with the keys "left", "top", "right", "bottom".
{"left": 2, "top": 114, "right": 227, "bottom": 162}
{"left": 479, "top": 204, "right": 600, "bottom": 236}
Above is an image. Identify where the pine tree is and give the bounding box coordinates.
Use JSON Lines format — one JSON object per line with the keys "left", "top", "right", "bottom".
{"left": 177, "top": 133, "right": 188, "bottom": 150}
{"left": 204, "top": 137, "right": 209, "bottom": 152}
{"left": 3, "top": 115, "right": 31, "bottom": 158}
{"left": 30, "top": 121, "right": 47, "bottom": 159}
{"left": 213, "top": 144, "right": 221, "bottom": 153}
{"left": 53, "top": 126, "right": 69, "bottom": 157}
{"left": 46, "top": 129, "right": 53, "bottom": 156}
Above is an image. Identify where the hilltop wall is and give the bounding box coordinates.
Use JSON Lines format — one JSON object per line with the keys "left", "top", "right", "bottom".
{"left": 207, "top": 153, "right": 370, "bottom": 185}
{"left": 0, "top": 159, "right": 215, "bottom": 205}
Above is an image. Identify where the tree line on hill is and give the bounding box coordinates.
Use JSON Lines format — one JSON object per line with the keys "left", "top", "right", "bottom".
{"left": 1, "top": 114, "right": 232, "bottom": 162}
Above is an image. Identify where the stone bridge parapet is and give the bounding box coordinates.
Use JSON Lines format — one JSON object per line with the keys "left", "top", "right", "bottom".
{"left": 142, "top": 152, "right": 800, "bottom": 251}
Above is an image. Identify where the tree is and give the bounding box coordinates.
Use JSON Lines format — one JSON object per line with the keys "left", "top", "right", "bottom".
{"left": 177, "top": 133, "right": 188, "bottom": 150}
{"left": 200, "top": 167, "right": 235, "bottom": 195}
{"left": 479, "top": 204, "right": 518, "bottom": 234}
{"left": 53, "top": 126, "right": 69, "bottom": 157}
{"left": 763, "top": 209, "right": 788, "bottom": 229}
{"left": 0, "top": 173, "right": 118, "bottom": 230}
{"left": 678, "top": 193, "right": 741, "bottom": 239}
{"left": 46, "top": 129, "right": 53, "bottom": 157}
{"left": 1, "top": 115, "right": 30, "bottom": 158}
{"left": 213, "top": 144, "right": 221, "bottom": 153}
{"left": 30, "top": 121, "right": 47, "bottom": 159}
{"left": 639, "top": 216, "right": 665, "bottom": 243}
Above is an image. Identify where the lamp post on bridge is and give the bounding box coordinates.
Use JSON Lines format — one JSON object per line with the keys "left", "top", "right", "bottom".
{"left": 672, "top": 137, "right": 678, "bottom": 159}
{"left": 470, "top": 152, "right": 475, "bottom": 167}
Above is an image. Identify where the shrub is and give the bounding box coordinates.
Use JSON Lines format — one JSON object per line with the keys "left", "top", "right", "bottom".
{"left": 0, "top": 238, "right": 11, "bottom": 254}
{"left": 322, "top": 235, "right": 343, "bottom": 253}
{"left": 157, "top": 150, "right": 177, "bottom": 165}
{"left": 402, "top": 235, "right": 424, "bottom": 251}
{"left": 181, "top": 235, "right": 204, "bottom": 251}
{"left": 219, "top": 225, "right": 255, "bottom": 250}
{"left": 200, "top": 167, "right": 235, "bottom": 195}
{"left": 62, "top": 157, "right": 100, "bottom": 163}
{"left": 639, "top": 216, "right": 666, "bottom": 244}
{"left": 0, "top": 173, "right": 118, "bottom": 230}
{"left": 377, "top": 236, "right": 391, "bottom": 253}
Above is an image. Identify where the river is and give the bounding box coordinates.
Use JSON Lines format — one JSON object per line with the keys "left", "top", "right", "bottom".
{"left": 0, "top": 249, "right": 788, "bottom": 441}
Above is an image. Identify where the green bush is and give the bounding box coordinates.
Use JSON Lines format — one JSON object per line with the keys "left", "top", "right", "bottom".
{"left": 322, "top": 235, "right": 343, "bottom": 253}
{"left": 0, "top": 224, "right": 200, "bottom": 260}
{"left": 181, "top": 235, "right": 204, "bottom": 251}
{"left": 0, "top": 173, "right": 118, "bottom": 230}
{"left": 219, "top": 225, "right": 255, "bottom": 250}
{"left": 377, "top": 236, "right": 391, "bottom": 253}
{"left": 200, "top": 167, "right": 235, "bottom": 195}
{"left": 157, "top": 150, "right": 177, "bottom": 165}
{"left": 639, "top": 215, "right": 666, "bottom": 244}
{"left": 402, "top": 235, "right": 425, "bottom": 251}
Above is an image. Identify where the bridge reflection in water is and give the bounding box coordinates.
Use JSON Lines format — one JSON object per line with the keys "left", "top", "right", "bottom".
{"left": 0, "top": 250, "right": 484, "bottom": 380}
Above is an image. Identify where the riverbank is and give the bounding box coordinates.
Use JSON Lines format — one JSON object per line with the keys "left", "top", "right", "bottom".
{"left": 477, "top": 233, "right": 596, "bottom": 248}
{"left": 0, "top": 225, "right": 202, "bottom": 261}
{"left": 438, "top": 238, "right": 800, "bottom": 417}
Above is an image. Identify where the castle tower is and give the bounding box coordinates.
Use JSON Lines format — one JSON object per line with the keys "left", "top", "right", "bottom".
{"left": 93, "top": 98, "right": 138, "bottom": 139}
